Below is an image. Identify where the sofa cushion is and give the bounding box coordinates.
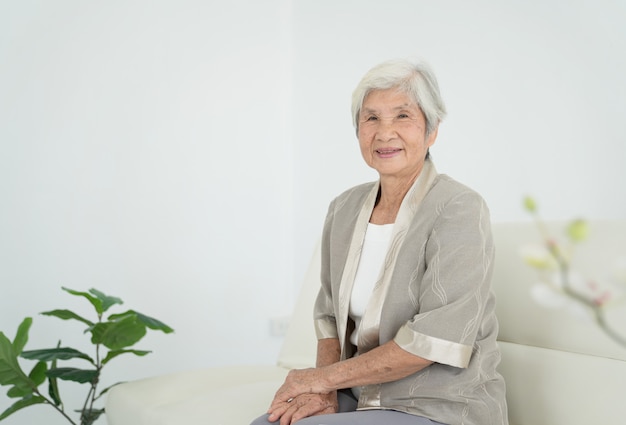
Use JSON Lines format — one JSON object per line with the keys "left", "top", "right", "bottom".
{"left": 498, "top": 341, "right": 626, "bottom": 425}
{"left": 106, "top": 365, "right": 288, "bottom": 425}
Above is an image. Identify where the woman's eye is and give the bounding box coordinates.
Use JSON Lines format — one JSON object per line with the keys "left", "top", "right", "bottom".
{"left": 366, "top": 116, "right": 378, "bottom": 121}
{"left": 398, "top": 113, "right": 410, "bottom": 119}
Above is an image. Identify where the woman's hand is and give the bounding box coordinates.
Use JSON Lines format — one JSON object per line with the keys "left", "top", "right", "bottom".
{"left": 270, "top": 368, "right": 333, "bottom": 409}
{"left": 267, "top": 392, "right": 338, "bottom": 425}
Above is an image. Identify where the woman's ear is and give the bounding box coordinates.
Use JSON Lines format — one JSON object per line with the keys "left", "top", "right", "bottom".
{"left": 427, "top": 125, "right": 439, "bottom": 148}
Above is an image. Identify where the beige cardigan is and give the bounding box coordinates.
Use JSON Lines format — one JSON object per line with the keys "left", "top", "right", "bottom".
{"left": 314, "top": 161, "right": 508, "bottom": 425}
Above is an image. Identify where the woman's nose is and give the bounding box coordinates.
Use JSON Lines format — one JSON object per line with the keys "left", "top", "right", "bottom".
{"left": 375, "top": 118, "right": 397, "bottom": 141}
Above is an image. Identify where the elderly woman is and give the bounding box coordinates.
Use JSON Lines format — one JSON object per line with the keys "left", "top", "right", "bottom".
{"left": 251, "top": 59, "right": 508, "bottom": 425}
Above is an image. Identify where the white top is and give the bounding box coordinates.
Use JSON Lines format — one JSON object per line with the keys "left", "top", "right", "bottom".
{"left": 349, "top": 222, "right": 394, "bottom": 346}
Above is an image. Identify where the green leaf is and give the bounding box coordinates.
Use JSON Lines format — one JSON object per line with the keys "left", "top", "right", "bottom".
{"left": 61, "top": 287, "right": 104, "bottom": 315}
{"left": 97, "top": 382, "right": 124, "bottom": 399}
{"left": 0, "top": 332, "right": 36, "bottom": 394}
{"left": 566, "top": 219, "right": 589, "bottom": 243}
{"left": 48, "top": 342, "right": 62, "bottom": 406}
{"left": 108, "top": 310, "right": 174, "bottom": 334}
{"left": 21, "top": 347, "right": 94, "bottom": 364}
{"left": 135, "top": 311, "right": 174, "bottom": 333}
{"left": 40, "top": 309, "right": 94, "bottom": 327}
{"left": 102, "top": 349, "right": 151, "bottom": 365}
{"left": 28, "top": 361, "right": 47, "bottom": 386}
{"left": 88, "top": 288, "right": 123, "bottom": 313}
{"left": 91, "top": 316, "right": 146, "bottom": 350}
{"left": 523, "top": 196, "right": 537, "bottom": 213}
{"left": 79, "top": 407, "right": 105, "bottom": 425}
{"left": 8, "top": 361, "right": 47, "bottom": 398}
{"left": 0, "top": 395, "right": 47, "bottom": 421}
{"left": 46, "top": 367, "right": 98, "bottom": 384}
{"left": 106, "top": 310, "right": 133, "bottom": 321}
{"left": 12, "top": 318, "right": 33, "bottom": 354}
{"left": 48, "top": 375, "right": 61, "bottom": 406}
{"left": 6, "top": 385, "right": 29, "bottom": 398}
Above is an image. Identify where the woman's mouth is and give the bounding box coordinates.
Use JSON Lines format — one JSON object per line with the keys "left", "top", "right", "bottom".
{"left": 376, "top": 148, "right": 401, "bottom": 158}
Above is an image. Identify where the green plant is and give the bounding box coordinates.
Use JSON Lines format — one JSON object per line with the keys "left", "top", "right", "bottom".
{"left": 0, "top": 287, "right": 173, "bottom": 424}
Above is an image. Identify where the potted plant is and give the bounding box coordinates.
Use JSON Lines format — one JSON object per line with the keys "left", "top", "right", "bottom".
{"left": 0, "top": 287, "right": 173, "bottom": 425}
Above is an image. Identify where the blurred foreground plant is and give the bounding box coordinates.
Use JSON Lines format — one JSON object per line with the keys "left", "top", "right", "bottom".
{"left": 521, "top": 196, "right": 626, "bottom": 348}
{"left": 0, "top": 287, "right": 173, "bottom": 424}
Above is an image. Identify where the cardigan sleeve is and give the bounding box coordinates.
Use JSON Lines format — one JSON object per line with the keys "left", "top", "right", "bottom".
{"left": 393, "top": 189, "right": 495, "bottom": 368}
{"left": 313, "top": 198, "right": 339, "bottom": 339}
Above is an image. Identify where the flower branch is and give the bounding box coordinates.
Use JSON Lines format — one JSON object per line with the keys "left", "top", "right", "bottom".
{"left": 522, "top": 196, "right": 626, "bottom": 348}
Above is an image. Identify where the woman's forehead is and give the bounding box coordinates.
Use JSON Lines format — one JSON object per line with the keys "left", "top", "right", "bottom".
{"left": 361, "top": 89, "right": 419, "bottom": 113}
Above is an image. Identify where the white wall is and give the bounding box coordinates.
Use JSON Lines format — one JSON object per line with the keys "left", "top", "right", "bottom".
{"left": 1, "top": 1, "right": 625, "bottom": 424}
{"left": 291, "top": 0, "right": 626, "bottom": 278}
{"left": 0, "top": 1, "right": 293, "bottom": 424}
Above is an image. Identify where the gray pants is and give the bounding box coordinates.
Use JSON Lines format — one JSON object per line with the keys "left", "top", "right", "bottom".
{"left": 250, "top": 390, "right": 446, "bottom": 425}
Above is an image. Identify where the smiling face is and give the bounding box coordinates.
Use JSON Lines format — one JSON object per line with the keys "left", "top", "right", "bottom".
{"left": 358, "top": 88, "right": 438, "bottom": 182}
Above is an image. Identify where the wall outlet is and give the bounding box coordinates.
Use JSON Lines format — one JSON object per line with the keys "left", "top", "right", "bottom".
{"left": 269, "top": 316, "right": 290, "bottom": 337}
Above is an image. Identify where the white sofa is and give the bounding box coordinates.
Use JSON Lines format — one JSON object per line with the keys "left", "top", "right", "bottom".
{"left": 106, "top": 221, "right": 626, "bottom": 425}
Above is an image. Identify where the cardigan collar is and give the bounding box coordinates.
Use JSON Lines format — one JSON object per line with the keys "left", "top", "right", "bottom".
{"left": 336, "top": 160, "right": 439, "bottom": 359}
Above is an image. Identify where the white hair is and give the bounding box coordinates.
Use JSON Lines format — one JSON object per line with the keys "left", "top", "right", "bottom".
{"left": 351, "top": 59, "right": 447, "bottom": 136}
